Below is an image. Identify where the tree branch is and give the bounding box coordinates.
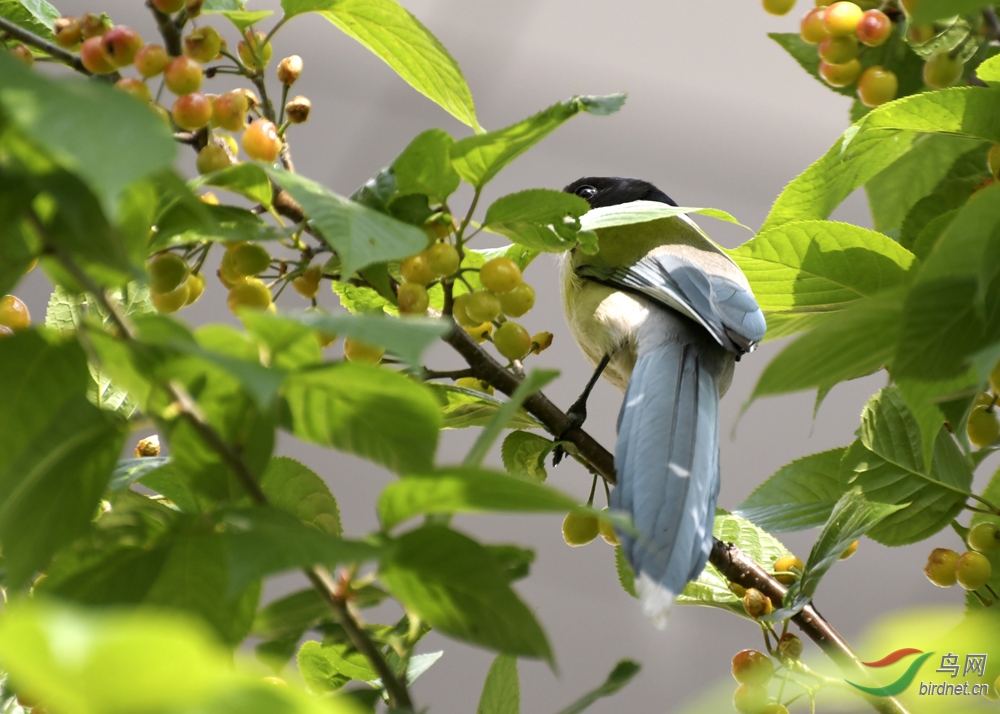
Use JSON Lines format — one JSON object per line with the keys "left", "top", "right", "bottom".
{"left": 0, "top": 16, "right": 94, "bottom": 75}
{"left": 147, "top": 1, "right": 182, "bottom": 56}
{"left": 441, "top": 322, "right": 910, "bottom": 714}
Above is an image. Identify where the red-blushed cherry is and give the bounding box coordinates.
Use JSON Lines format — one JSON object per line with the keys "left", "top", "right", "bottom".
{"left": 800, "top": 7, "right": 829, "bottom": 44}
{"left": 115, "top": 77, "right": 151, "bottom": 103}
{"left": 211, "top": 90, "right": 249, "bottom": 132}
{"left": 134, "top": 44, "right": 169, "bottom": 78}
{"left": 241, "top": 119, "right": 282, "bottom": 162}
{"left": 101, "top": 25, "right": 143, "bottom": 68}
{"left": 164, "top": 56, "right": 203, "bottom": 95}
{"left": 80, "top": 36, "right": 115, "bottom": 74}
{"left": 171, "top": 92, "right": 213, "bottom": 130}
{"left": 823, "top": 1, "right": 863, "bottom": 36}
{"left": 820, "top": 58, "right": 861, "bottom": 86}
{"left": 819, "top": 34, "right": 859, "bottom": 63}
{"left": 183, "top": 26, "right": 221, "bottom": 63}
{"left": 856, "top": 9, "right": 891, "bottom": 46}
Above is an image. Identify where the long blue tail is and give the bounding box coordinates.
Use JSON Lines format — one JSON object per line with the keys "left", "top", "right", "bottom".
{"left": 612, "top": 341, "right": 720, "bottom": 628}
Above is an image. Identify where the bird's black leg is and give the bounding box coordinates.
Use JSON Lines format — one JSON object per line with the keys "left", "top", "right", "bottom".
{"left": 553, "top": 353, "right": 611, "bottom": 466}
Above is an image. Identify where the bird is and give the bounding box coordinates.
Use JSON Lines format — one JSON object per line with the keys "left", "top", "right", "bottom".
{"left": 559, "top": 176, "right": 765, "bottom": 627}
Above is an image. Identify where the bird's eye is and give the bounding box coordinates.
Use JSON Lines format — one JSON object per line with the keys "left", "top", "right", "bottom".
{"left": 576, "top": 185, "right": 597, "bottom": 200}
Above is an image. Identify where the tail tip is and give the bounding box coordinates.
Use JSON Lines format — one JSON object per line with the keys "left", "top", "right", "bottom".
{"left": 636, "top": 573, "right": 676, "bottom": 630}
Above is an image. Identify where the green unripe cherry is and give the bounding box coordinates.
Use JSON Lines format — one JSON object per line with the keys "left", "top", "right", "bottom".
{"left": 149, "top": 253, "right": 189, "bottom": 293}
{"left": 955, "top": 551, "right": 992, "bottom": 591}
{"left": 968, "top": 522, "right": 1000, "bottom": 554}
{"left": 562, "top": 509, "right": 599, "bottom": 546}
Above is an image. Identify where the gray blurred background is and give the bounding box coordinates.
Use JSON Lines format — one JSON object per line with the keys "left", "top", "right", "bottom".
{"left": 17, "top": 0, "right": 999, "bottom": 711}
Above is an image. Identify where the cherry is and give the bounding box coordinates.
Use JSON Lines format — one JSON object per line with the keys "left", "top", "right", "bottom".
{"left": 54, "top": 18, "right": 82, "bottom": 48}
{"left": 151, "top": 0, "right": 185, "bottom": 12}
{"left": 451, "top": 293, "right": 479, "bottom": 327}
{"left": 968, "top": 522, "right": 1000, "bottom": 554}
{"left": 955, "top": 551, "right": 992, "bottom": 590}
{"left": 238, "top": 30, "right": 272, "bottom": 69}
{"left": 819, "top": 34, "right": 860, "bottom": 64}
{"left": 79, "top": 36, "right": 115, "bottom": 74}
{"left": 823, "top": 2, "right": 863, "bottom": 36}
{"left": 907, "top": 23, "right": 935, "bottom": 44}
{"left": 0, "top": 295, "right": 30, "bottom": 331}
{"left": 211, "top": 90, "right": 249, "bottom": 132}
{"left": 164, "top": 56, "right": 203, "bottom": 95}
{"left": 562, "top": 510, "right": 599, "bottom": 546}
{"left": 184, "top": 273, "right": 205, "bottom": 305}
{"left": 773, "top": 555, "right": 804, "bottom": 585}
{"left": 134, "top": 44, "right": 169, "bottom": 78}
{"left": 598, "top": 509, "right": 619, "bottom": 545}
{"left": 732, "top": 650, "right": 774, "bottom": 685}
{"left": 762, "top": 0, "right": 796, "bottom": 15}
{"left": 493, "top": 322, "right": 531, "bottom": 361}
{"left": 10, "top": 45, "right": 33, "bottom": 66}
{"left": 227, "top": 277, "right": 272, "bottom": 314}
{"left": 732, "top": 683, "right": 770, "bottom": 714}
{"left": 426, "top": 242, "right": 460, "bottom": 277}
{"left": 229, "top": 243, "right": 271, "bottom": 276}
{"left": 800, "top": 7, "right": 829, "bottom": 44}
{"left": 480, "top": 257, "right": 522, "bottom": 294}
{"left": 743, "top": 588, "right": 773, "bottom": 618}
{"left": 530, "top": 331, "right": 553, "bottom": 354}
{"left": 151, "top": 104, "right": 171, "bottom": 125}
{"left": 151, "top": 282, "right": 190, "bottom": 314}
{"left": 183, "top": 26, "right": 221, "bottom": 63}
{"left": 242, "top": 119, "right": 282, "bottom": 162}
{"left": 463, "top": 321, "right": 493, "bottom": 344}
{"left": 277, "top": 55, "right": 303, "bottom": 85}
{"left": 465, "top": 291, "right": 502, "bottom": 324}
{"left": 455, "top": 377, "right": 493, "bottom": 395}
{"left": 400, "top": 253, "right": 435, "bottom": 285}
{"left": 343, "top": 337, "right": 385, "bottom": 364}
{"left": 967, "top": 406, "right": 1000, "bottom": 448}
{"left": 101, "top": 26, "right": 143, "bottom": 68}
{"left": 79, "top": 13, "right": 110, "bottom": 38}
{"left": 292, "top": 264, "right": 322, "bottom": 299}
{"left": 923, "top": 52, "right": 963, "bottom": 89}
{"left": 196, "top": 144, "right": 233, "bottom": 174}
{"left": 840, "top": 539, "right": 859, "bottom": 559}
{"left": 172, "top": 92, "right": 213, "bottom": 130}
{"left": 858, "top": 66, "right": 898, "bottom": 106}
{"left": 778, "top": 633, "right": 803, "bottom": 658}
{"left": 819, "top": 58, "right": 861, "bottom": 86}
{"left": 149, "top": 253, "right": 189, "bottom": 293}
{"left": 924, "top": 547, "right": 959, "bottom": 587}
{"left": 988, "top": 145, "right": 1000, "bottom": 180}
{"left": 397, "top": 282, "right": 429, "bottom": 315}
{"left": 134, "top": 435, "right": 161, "bottom": 457}
{"left": 115, "top": 77, "right": 151, "bottom": 103}
{"left": 285, "top": 96, "right": 311, "bottom": 124}
{"left": 856, "top": 9, "right": 891, "bottom": 46}
{"left": 500, "top": 282, "right": 535, "bottom": 317}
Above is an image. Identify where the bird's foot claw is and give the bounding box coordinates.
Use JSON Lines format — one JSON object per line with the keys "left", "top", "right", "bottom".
{"left": 552, "top": 401, "right": 588, "bottom": 466}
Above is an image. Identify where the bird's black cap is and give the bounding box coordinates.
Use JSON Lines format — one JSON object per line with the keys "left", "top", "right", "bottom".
{"left": 563, "top": 177, "right": 677, "bottom": 209}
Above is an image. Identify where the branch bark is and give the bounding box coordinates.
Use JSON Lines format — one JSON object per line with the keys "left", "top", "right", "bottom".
{"left": 0, "top": 16, "right": 97, "bottom": 75}
{"left": 442, "top": 322, "right": 910, "bottom": 714}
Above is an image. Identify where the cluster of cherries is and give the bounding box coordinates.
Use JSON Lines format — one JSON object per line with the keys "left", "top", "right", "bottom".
{"left": 762, "top": 0, "right": 971, "bottom": 106}
{"left": 924, "top": 521, "right": 998, "bottom": 603}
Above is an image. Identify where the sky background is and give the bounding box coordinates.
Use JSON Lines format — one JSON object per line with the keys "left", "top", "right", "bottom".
{"left": 18, "top": 0, "right": 1000, "bottom": 711}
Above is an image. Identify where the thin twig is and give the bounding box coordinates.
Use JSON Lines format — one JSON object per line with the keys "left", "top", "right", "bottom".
{"left": 422, "top": 367, "right": 475, "bottom": 381}
{"left": 984, "top": 7, "right": 1000, "bottom": 40}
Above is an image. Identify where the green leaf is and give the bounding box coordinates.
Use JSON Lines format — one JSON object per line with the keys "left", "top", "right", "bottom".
{"left": 379, "top": 524, "right": 552, "bottom": 661}
{"left": 429, "top": 383, "right": 544, "bottom": 430}
{"left": 282, "top": 362, "right": 441, "bottom": 473}
{"left": 281, "top": 0, "right": 479, "bottom": 129}
{"left": 109, "top": 456, "right": 170, "bottom": 491}
{"left": 554, "top": 660, "right": 641, "bottom": 714}
{"left": 217, "top": 9, "right": 273, "bottom": 31}
{"left": 0, "top": 0, "right": 59, "bottom": 39}
{"left": 451, "top": 94, "right": 625, "bottom": 188}
{"left": 261, "top": 456, "right": 341, "bottom": 536}
{"left": 219, "top": 507, "right": 382, "bottom": 593}
{"left": 865, "top": 135, "right": 981, "bottom": 233}
{"left": 0, "top": 175, "right": 38, "bottom": 295}
{"left": 968, "top": 464, "right": 1000, "bottom": 612}
{"left": 297, "top": 641, "right": 376, "bottom": 693}
{"left": 253, "top": 587, "right": 329, "bottom": 641}
{"left": 579, "top": 200, "right": 745, "bottom": 232}
{"left": 751, "top": 290, "right": 903, "bottom": 399}
{"left": 391, "top": 128, "right": 460, "bottom": 203}
{"left": 675, "top": 511, "right": 793, "bottom": 618}
{"left": 268, "top": 168, "right": 427, "bottom": 276}
{"left": 477, "top": 654, "right": 519, "bottom": 714}
{"left": 191, "top": 163, "right": 273, "bottom": 209}
{"left": 729, "top": 220, "right": 916, "bottom": 314}
{"left": 614, "top": 546, "right": 637, "bottom": 598}
{"left": 151, "top": 202, "right": 288, "bottom": 251}
{"left": 980, "top": 54, "right": 1000, "bottom": 87}
{"left": 861, "top": 386, "right": 928, "bottom": 474}
{"left": 377, "top": 467, "right": 578, "bottom": 530}
{"left": 0, "top": 54, "right": 175, "bottom": 213}
{"left": 482, "top": 189, "right": 591, "bottom": 253}
{"left": 500, "top": 431, "right": 553, "bottom": 482}
{"left": 769, "top": 33, "right": 854, "bottom": 98}
{"left": 0, "top": 601, "right": 351, "bottom": 714}
{"left": 763, "top": 490, "right": 902, "bottom": 622}
{"left": 464, "top": 369, "right": 558, "bottom": 467}
{"left": 736, "top": 448, "right": 850, "bottom": 533}
{"left": 911, "top": 0, "right": 994, "bottom": 22}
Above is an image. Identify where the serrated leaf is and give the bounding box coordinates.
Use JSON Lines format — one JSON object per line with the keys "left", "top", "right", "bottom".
{"left": 614, "top": 545, "right": 637, "bottom": 599}
{"left": 980, "top": 54, "right": 1000, "bottom": 87}
{"left": 554, "top": 660, "right": 641, "bottom": 714}
{"left": 391, "top": 128, "right": 460, "bottom": 203}
{"left": 297, "top": 641, "right": 376, "bottom": 693}
{"left": 261, "top": 456, "right": 341, "bottom": 536}
{"left": 579, "top": 201, "right": 745, "bottom": 232}
{"left": 464, "top": 369, "right": 557, "bottom": 468}
{"left": 0, "top": 0, "right": 59, "bottom": 39}
{"left": 911, "top": 0, "right": 993, "bottom": 22}
{"left": 377, "top": 467, "right": 578, "bottom": 530}
{"left": 477, "top": 654, "right": 519, "bottom": 714}
{"left": 763, "top": 490, "right": 902, "bottom": 622}
{"left": 451, "top": 94, "right": 625, "bottom": 188}
{"left": 500, "top": 431, "right": 553, "bottom": 482}
{"left": 281, "top": 0, "right": 479, "bottom": 129}
{"left": 282, "top": 362, "right": 441, "bottom": 473}
{"left": 379, "top": 524, "right": 552, "bottom": 661}
{"left": 217, "top": 9, "right": 273, "bottom": 31}
{"left": 967, "top": 464, "right": 1000, "bottom": 612}
{"left": 429, "top": 384, "right": 545, "bottom": 430}
{"left": 736, "top": 448, "right": 850, "bottom": 532}
{"left": 482, "top": 189, "right": 591, "bottom": 253}
{"left": 729, "top": 220, "right": 915, "bottom": 314}
{"left": 191, "top": 163, "right": 273, "bottom": 209}
{"left": 268, "top": 168, "right": 427, "bottom": 276}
